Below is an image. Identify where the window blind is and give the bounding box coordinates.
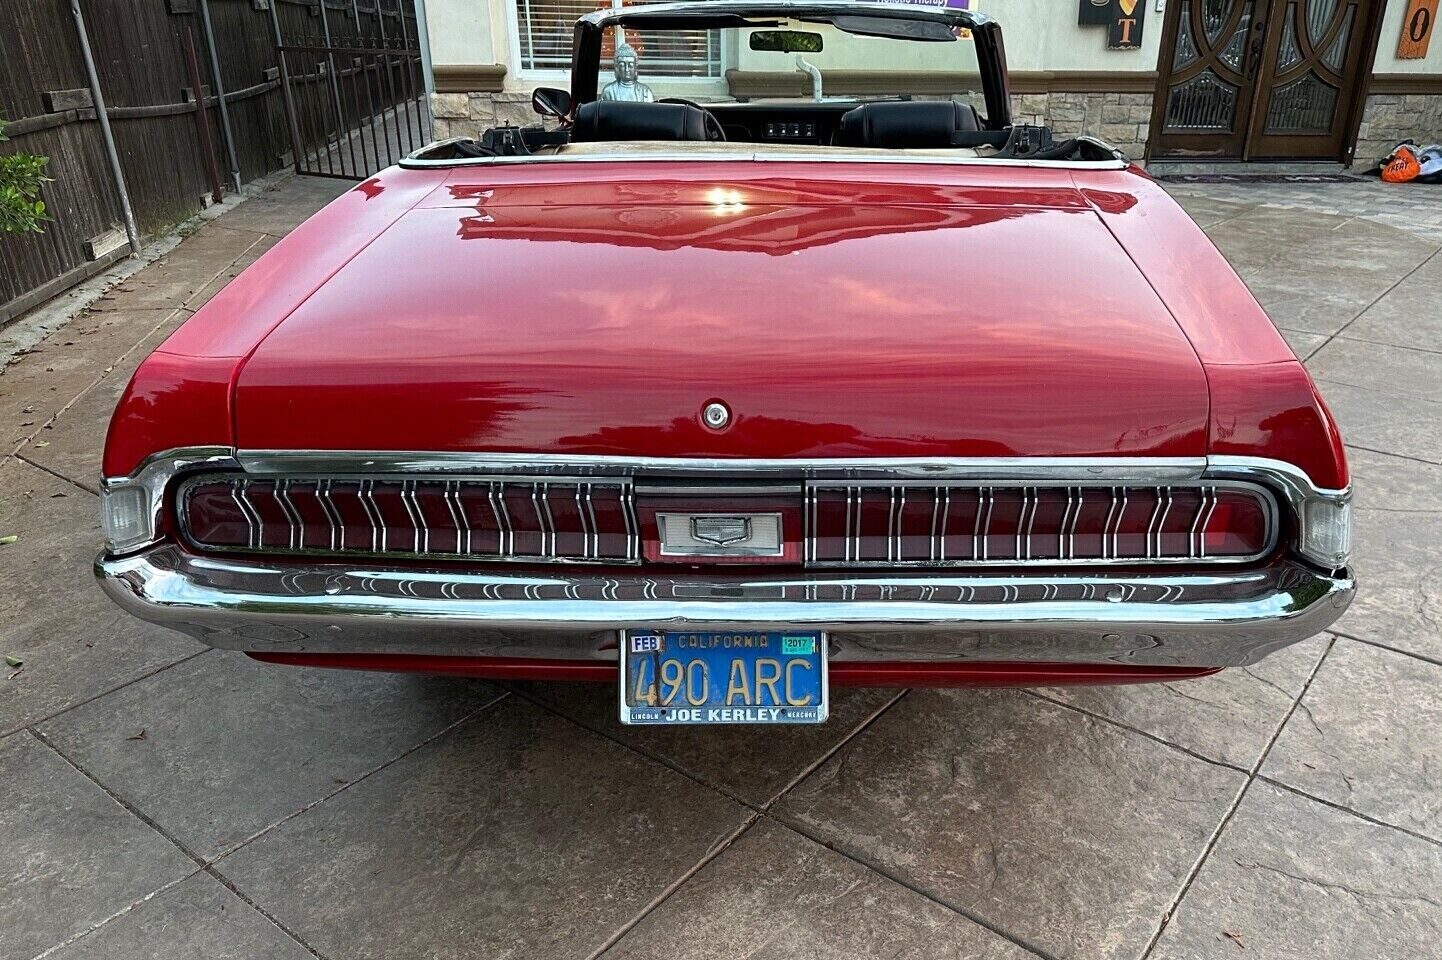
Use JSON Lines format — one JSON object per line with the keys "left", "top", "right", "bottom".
{"left": 515, "top": 0, "right": 721, "bottom": 77}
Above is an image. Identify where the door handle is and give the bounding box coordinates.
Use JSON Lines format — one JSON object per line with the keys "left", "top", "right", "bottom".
{"left": 1247, "top": 37, "right": 1265, "bottom": 75}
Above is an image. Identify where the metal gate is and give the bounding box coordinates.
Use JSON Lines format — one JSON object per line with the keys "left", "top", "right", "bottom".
{"left": 269, "top": 0, "right": 432, "bottom": 179}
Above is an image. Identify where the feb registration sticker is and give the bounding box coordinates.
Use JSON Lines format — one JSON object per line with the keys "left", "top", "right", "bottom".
{"left": 620, "top": 630, "right": 828, "bottom": 725}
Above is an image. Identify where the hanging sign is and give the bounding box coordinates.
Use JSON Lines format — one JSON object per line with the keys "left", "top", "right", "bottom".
{"left": 1109, "top": 0, "right": 1146, "bottom": 49}
{"left": 1079, "top": 0, "right": 1112, "bottom": 25}
{"left": 1397, "top": 0, "right": 1437, "bottom": 59}
{"left": 1078, "top": 0, "right": 1147, "bottom": 50}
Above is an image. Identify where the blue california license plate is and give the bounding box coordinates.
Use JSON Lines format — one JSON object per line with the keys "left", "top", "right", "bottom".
{"left": 620, "top": 630, "right": 828, "bottom": 725}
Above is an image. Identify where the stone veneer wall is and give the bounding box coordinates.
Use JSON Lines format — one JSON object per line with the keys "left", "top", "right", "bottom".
{"left": 433, "top": 89, "right": 1157, "bottom": 162}
{"left": 1009, "top": 91, "right": 1155, "bottom": 163}
{"left": 1353, "top": 93, "right": 1442, "bottom": 169}
{"left": 430, "top": 92, "right": 538, "bottom": 141}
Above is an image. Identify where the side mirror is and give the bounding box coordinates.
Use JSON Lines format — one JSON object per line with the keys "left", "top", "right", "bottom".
{"left": 532, "top": 87, "right": 573, "bottom": 120}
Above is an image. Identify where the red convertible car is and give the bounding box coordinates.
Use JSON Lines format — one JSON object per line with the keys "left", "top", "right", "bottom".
{"left": 97, "top": 1, "right": 1353, "bottom": 725}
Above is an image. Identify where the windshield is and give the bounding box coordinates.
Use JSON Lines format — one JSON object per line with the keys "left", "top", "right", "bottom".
{"left": 581, "top": 18, "right": 985, "bottom": 111}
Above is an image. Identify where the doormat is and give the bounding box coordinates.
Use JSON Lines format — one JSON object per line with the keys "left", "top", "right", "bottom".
{"left": 1155, "top": 174, "right": 1365, "bottom": 184}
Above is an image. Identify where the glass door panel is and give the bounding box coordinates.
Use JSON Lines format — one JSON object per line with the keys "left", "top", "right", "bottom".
{"left": 1246, "top": 0, "right": 1371, "bottom": 158}
{"left": 1151, "top": 0, "right": 1263, "bottom": 158}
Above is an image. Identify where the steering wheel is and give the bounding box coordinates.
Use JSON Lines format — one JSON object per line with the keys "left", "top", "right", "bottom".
{"left": 658, "top": 97, "right": 727, "bottom": 142}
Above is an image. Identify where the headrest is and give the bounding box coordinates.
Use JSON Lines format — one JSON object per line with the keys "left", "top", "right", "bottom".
{"left": 570, "top": 100, "right": 713, "bottom": 142}
{"left": 837, "top": 100, "right": 980, "bottom": 149}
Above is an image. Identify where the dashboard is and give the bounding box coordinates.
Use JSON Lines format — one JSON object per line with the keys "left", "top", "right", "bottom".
{"left": 703, "top": 101, "right": 887, "bottom": 146}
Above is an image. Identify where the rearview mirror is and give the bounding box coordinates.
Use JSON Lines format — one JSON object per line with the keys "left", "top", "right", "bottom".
{"left": 749, "top": 30, "right": 824, "bottom": 53}
{"left": 532, "top": 87, "right": 572, "bottom": 119}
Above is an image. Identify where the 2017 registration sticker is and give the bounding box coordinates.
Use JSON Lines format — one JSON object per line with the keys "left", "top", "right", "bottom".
{"left": 619, "top": 630, "right": 828, "bottom": 725}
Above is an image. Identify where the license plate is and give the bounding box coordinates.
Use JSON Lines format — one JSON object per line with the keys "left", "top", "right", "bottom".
{"left": 620, "top": 630, "right": 828, "bottom": 725}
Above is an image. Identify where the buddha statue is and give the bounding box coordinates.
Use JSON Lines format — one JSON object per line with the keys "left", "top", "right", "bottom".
{"left": 600, "top": 44, "right": 655, "bottom": 102}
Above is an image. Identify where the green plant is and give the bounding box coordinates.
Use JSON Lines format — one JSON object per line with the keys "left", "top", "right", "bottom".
{"left": 0, "top": 118, "right": 51, "bottom": 233}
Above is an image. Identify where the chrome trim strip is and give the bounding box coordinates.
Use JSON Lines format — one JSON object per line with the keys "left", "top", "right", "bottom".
{"left": 235, "top": 451, "right": 1212, "bottom": 482}
{"left": 633, "top": 483, "right": 802, "bottom": 495}
{"left": 888, "top": 487, "right": 902, "bottom": 563}
{"left": 1061, "top": 487, "right": 1080, "bottom": 561}
{"left": 318, "top": 480, "right": 344, "bottom": 552}
{"left": 622, "top": 485, "right": 640, "bottom": 562}
{"left": 576, "top": 485, "right": 591, "bottom": 560}
{"left": 231, "top": 481, "right": 261, "bottom": 550}
{"left": 445, "top": 481, "right": 470, "bottom": 555}
{"left": 1145, "top": 487, "right": 1165, "bottom": 560}
{"left": 1108, "top": 489, "right": 1127, "bottom": 560}
{"left": 939, "top": 487, "right": 951, "bottom": 562}
{"left": 397, "top": 136, "right": 1124, "bottom": 170}
{"left": 534, "top": 483, "right": 555, "bottom": 558}
{"left": 1019, "top": 486, "right": 1036, "bottom": 560}
{"left": 399, "top": 147, "right": 1128, "bottom": 173}
{"left": 978, "top": 487, "right": 993, "bottom": 561}
{"left": 1203, "top": 455, "right": 1348, "bottom": 500}
{"left": 402, "top": 480, "right": 427, "bottom": 554}
{"left": 275, "top": 479, "right": 303, "bottom": 551}
{"left": 587, "top": 484, "right": 603, "bottom": 560}
{"left": 490, "top": 483, "right": 513, "bottom": 557}
{"left": 96, "top": 546, "right": 1355, "bottom": 669}
{"left": 928, "top": 487, "right": 942, "bottom": 563}
{"left": 129, "top": 448, "right": 1353, "bottom": 495}
{"left": 400, "top": 150, "right": 1130, "bottom": 172}
{"left": 804, "top": 486, "right": 816, "bottom": 565}
{"left": 359, "top": 479, "right": 386, "bottom": 553}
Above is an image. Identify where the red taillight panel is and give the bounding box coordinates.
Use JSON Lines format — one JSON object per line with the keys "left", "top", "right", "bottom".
{"left": 182, "top": 477, "right": 1275, "bottom": 568}
{"left": 806, "top": 485, "right": 1273, "bottom": 565}
{"left": 183, "top": 478, "right": 637, "bottom": 563}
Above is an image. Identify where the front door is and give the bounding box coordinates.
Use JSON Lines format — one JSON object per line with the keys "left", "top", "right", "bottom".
{"left": 1150, "top": 0, "right": 1379, "bottom": 161}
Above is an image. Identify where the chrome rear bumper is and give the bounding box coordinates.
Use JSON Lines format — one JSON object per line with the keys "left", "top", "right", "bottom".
{"left": 96, "top": 545, "right": 1353, "bottom": 668}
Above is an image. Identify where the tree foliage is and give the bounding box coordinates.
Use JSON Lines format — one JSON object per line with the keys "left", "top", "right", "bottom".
{"left": 0, "top": 118, "right": 51, "bottom": 233}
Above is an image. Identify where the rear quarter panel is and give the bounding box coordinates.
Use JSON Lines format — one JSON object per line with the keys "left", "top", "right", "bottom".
{"left": 1078, "top": 166, "right": 1347, "bottom": 489}
{"left": 103, "top": 168, "right": 451, "bottom": 477}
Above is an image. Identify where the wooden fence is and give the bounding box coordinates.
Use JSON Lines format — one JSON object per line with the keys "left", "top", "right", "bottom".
{"left": 0, "top": 0, "right": 424, "bottom": 326}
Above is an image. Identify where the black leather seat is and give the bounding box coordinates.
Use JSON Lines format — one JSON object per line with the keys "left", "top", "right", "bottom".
{"left": 836, "top": 100, "right": 981, "bottom": 149}
{"left": 570, "top": 100, "right": 716, "bottom": 142}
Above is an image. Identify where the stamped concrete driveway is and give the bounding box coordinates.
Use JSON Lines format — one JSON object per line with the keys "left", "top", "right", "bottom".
{"left": 2, "top": 174, "right": 1440, "bottom": 960}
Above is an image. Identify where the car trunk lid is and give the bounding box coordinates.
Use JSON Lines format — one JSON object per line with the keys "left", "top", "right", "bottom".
{"left": 233, "top": 166, "right": 1210, "bottom": 459}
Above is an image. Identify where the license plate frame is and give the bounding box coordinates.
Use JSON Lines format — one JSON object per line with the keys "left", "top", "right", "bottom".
{"left": 619, "top": 630, "right": 829, "bottom": 725}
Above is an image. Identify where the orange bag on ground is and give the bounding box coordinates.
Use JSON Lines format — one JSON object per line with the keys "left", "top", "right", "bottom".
{"left": 1382, "top": 143, "right": 1422, "bottom": 183}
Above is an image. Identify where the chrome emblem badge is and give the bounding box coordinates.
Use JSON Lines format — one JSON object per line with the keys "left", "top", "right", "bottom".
{"left": 691, "top": 516, "right": 751, "bottom": 546}
{"left": 702, "top": 401, "right": 730, "bottom": 430}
